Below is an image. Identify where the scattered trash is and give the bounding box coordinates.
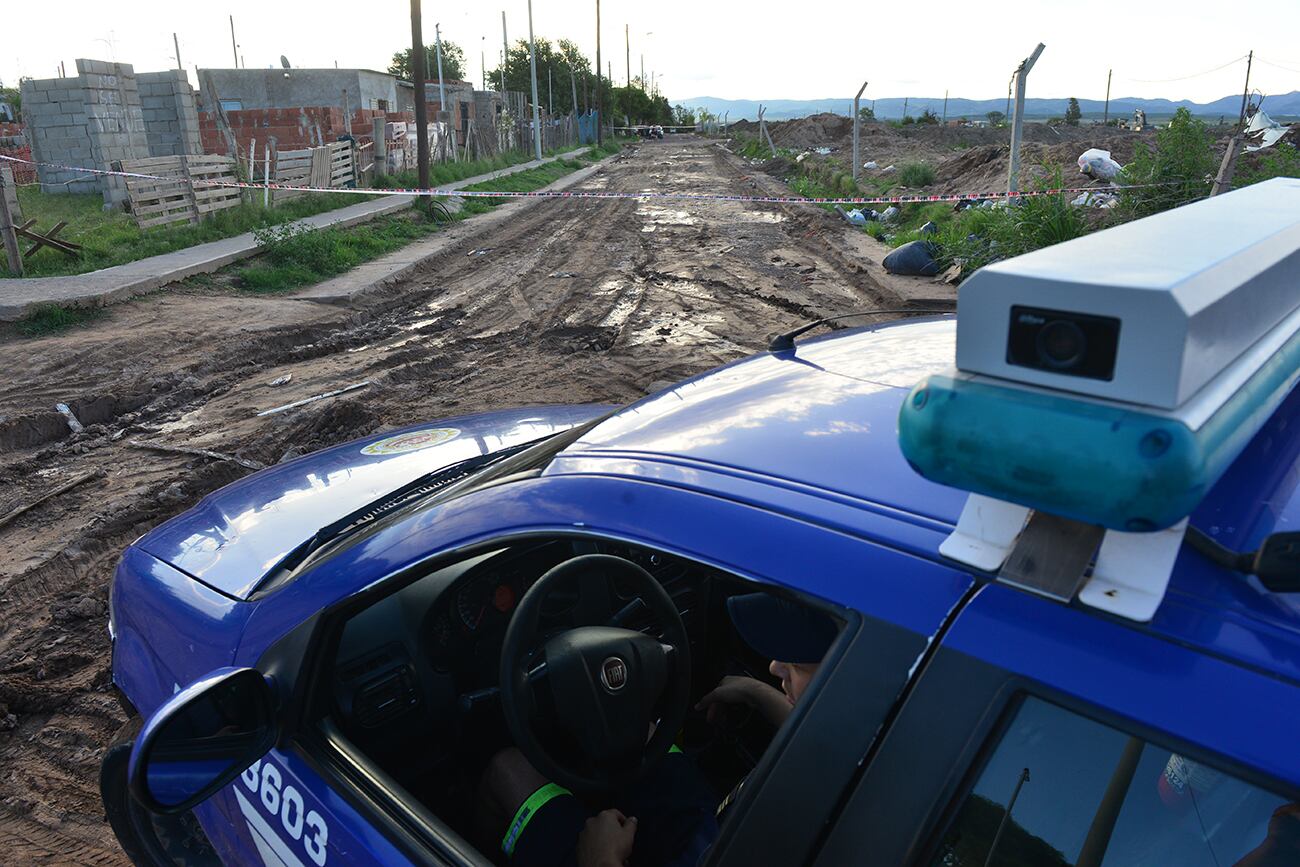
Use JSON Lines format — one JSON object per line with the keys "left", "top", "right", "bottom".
{"left": 979, "top": 199, "right": 996, "bottom": 209}
{"left": 863, "top": 161, "right": 879, "bottom": 170}
{"left": 879, "top": 206, "right": 900, "bottom": 222}
{"left": 919, "top": 221, "right": 939, "bottom": 236}
{"left": 1078, "top": 148, "right": 1123, "bottom": 180}
{"left": 467, "top": 248, "right": 492, "bottom": 257}
{"left": 937, "top": 263, "right": 964, "bottom": 285}
{"left": 55, "top": 403, "right": 83, "bottom": 434}
{"left": 883, "top": 241, "right": 940, "bottom": 277}
{"left": 1245, "top": 109, "right": 1294, "bottom": 151}
{"left": 128, "top": 440, "right": 267, "bottom": 471}
{"left": 1071, "top": 191, "right": 1119, "bottom": 209}
{"left": 814, "top": 147, "right": 832, "bottom": 155}
{"left": 0, "top": 469, "right": 103, "bottom": 532}
{"left": 880, "top": 165, "right": 897, "bottom": 174}
{"left": 255, "top": 381, "right": 371, "bottom": 417}
{"left": 268, "top": 374, "right": 293, "bottom": 387}
{"left": 549, "top": 271, "right": 578, "bottom": 278}
{"left": 836, "top": 206, "right": 870, "bottom": 226}
{"left": 796, "top": 151, "right": 811, "bottom": 163}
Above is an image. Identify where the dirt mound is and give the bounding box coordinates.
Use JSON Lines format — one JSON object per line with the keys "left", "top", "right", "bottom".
{"left": 770, "top": 113, "right": 853, "bottom": 149}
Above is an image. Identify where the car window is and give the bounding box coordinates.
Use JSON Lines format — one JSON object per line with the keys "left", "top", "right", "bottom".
{"left": 930, "top": 697, "right": 1296, "bottom": 867}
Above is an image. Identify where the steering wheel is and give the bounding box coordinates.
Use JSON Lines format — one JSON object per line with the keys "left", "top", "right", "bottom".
{"left": 499, "top": 554, "right": 692, "bottom": 793}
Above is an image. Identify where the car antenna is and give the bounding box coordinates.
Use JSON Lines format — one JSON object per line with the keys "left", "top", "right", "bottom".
{"left": 767, "top": 308, "right": 955, "bottom": 353}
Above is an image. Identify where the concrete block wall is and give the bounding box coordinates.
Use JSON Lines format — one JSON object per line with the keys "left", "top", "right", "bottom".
{"left": 19, "top": 59, "right": 153, "bottom": 202}
{"left": 137, "top": 70, "right": 201, "bottom": 157}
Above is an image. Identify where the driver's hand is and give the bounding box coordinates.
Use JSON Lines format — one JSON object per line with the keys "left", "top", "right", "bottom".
{"left": 577, "top": 809, "right": 637, "bottom": 867}
{"left": 697, "top": 675, "right": 792, "bottom": 728}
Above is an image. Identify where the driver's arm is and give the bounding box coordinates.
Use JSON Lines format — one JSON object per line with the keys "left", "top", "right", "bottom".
{"left": 577, "top": 810, "right": 637, "bottom": 867}
{"left": 696, "top": 675, "right": 792, "bottom": 728}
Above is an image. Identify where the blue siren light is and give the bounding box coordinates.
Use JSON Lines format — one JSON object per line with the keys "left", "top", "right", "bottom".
{"left": 899, "top": 178, "right": 1300, "bottom": 534}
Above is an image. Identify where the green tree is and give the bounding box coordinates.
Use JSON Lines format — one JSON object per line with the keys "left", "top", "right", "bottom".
{"left": 1118, "top": 107, "right": 1215, "bottom": 218}
{"left": 986, "top": 110, "right": 1005, "bottom": 126}
{"left": 673, "top": 104, "right": 696, "bottom": 125}
{"left": 389, "top": 41, "right": 466, "bottom": 81}
{"left": 919, "top": 108, "right": 940, "bottom": 125}
{"left": 857, "top": 105, "right": 875, "bottom": 121}
{"left": 0, "top": 83, "right": 20, "bottom": 121}
{"left": 1064, "top": 97, "right": 1082, "bottom": 126}
{"left": 489, "top": 37, "right": 595, "bottom": 116}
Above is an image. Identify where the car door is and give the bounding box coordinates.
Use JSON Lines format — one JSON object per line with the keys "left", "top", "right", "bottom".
{"left": 814, "top": 581, "right": 1300, "bottom": 866}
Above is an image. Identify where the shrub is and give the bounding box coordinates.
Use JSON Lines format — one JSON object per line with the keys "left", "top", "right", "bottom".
{"left": 839, "top": 173, "right": 859, "bottom": 197}
{"left": 252, "top": 223, "right": 358, "bottom": 275}
{"left": 919, "top": 108, "right": 940, "bottom": 125}
{"left": 1235, "top": 143, "right": 1300, "bottom": 189}
{"left": 1118, "top": 107, "right": 1215, "bottom": 218}
{"left": 898, "top": 162, "right": 936, "bottom": 187}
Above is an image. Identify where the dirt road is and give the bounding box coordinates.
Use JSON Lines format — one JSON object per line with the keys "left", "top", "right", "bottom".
{"left": 0, "top": 137, "right": 942, "bottom": 862}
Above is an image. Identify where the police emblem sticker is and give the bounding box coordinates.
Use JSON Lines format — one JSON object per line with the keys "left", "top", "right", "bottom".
{"left": 361, "top": 427, "right": 459, "bottom": 456}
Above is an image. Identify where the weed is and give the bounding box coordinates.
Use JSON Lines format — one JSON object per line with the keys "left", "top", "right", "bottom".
{"left": 1235, "top": 143, "right": 1300, "bottom": 189}
{"left": 17, "top": 303, "right": 104, "bottom": 336}
{"left": 898, "top": 162, "right": 936, "bottom": 187}
{"left": 1118, "top": 107, "right": 1215, "bottom": 218}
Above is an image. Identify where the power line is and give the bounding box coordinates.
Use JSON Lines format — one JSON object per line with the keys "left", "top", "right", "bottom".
{"left": 1255, "top": 56, "right": 1300, "bottom": 75}
{"left": 1122, "top": 55, "right": 1248, "bottom": 84}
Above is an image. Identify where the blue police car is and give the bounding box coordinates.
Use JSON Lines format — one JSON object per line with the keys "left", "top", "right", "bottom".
{"left": 101, "top": 181, "right": 1300, "bottom": 867}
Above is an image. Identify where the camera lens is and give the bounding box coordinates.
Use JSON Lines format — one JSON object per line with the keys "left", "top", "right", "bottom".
{"left": 1036, "top": 320, "right": 1086, "bottom": 369}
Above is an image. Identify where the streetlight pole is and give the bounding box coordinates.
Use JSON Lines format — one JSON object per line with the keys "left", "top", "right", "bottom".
{"left": 984, "top": 768, "right": 1031, "bottom": 867}
{"left": 595, "top": 0, "right": 603, "bottom": 145}
{"left": 500, "top": 11, "right": 508, "bottom": 97}
{"left": 434, "top": 23, "right": 447, "bottom": 109}
{"left": 527, "top": 0, "right": 543, "bottom": 159}
{"left": 410, "top": 0, "right": 430, "bottom": 188}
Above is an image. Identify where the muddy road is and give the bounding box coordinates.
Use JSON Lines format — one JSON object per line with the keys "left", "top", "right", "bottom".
{"left": 0, "top": 138, "right": 939, "bottom": 862}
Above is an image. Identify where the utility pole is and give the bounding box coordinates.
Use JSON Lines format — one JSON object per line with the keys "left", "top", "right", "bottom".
{"left": 548, "top": 66, "right": 553, "bottom": 115}
{"left": 1103, "top": 68, "right": 1112, "bottom": 124}
{"left": 434, "top": 24, "right": 447, "bottom": 109}
{"left": 1237, "top": 50, "right": 1254, "bottom": 129}
{"left": 527, "top": 0, "right": 543, "bottom": 159}
{"left": 596, "top": 0, "right": 603, "bottom": 145}
{"left": 942, "top": 89, "right": 948, "bottom": 124}
{"left": 902, "top": 97, "right": 908, "bottom": 119}
{"left": 410, "top": 0, "right": 430, "bottom": 188}
{"left": 1212, "top": 51, "right": 1256, "bottom": 197}
{"left": 229, "top": 16, "right": 238, "bottom": 67}
{"left": 501, "top": 12, "right": 508, "bottom": 97}
{"left": 852, "top": 80, "right": 868, "bottom": 181}
{"left": 984, "top": 769, "right": 1031, "bottom": 867}
{"left": 1076, "top": 739, "right": 1143, "bottom": 867}
{"left": 1008, "top": 42, "right": 1046, "bottom": 194}
{"left": 641, "top": 54, "right": 645, "bottom": 91}
{"left": 481, "top": 43, "right": 486, "bottom": 91}
{"left": 173, "top": 33, "right": 182, "bottom": 70}
{"left": 625, "top": 24, "right": 630, "bottom": 88}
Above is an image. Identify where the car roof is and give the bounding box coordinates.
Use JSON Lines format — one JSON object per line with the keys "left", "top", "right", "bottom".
{"left": 559, "top": 317, "right": 1300, "bottom": 677}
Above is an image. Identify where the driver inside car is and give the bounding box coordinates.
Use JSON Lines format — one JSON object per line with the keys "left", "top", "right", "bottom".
{"left": 477, "top": 593, "right": 838, "bottom": 867}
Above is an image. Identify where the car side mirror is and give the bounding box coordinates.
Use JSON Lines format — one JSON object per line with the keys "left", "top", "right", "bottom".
{"left": 128, "top": 667, "right": 276, "bottom": 814}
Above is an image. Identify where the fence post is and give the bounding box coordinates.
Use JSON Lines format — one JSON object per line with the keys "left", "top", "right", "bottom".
{"left": 373, "top": 118, "right": 387, "bottom": 180}
{"left": 1008, "top": 43, "right": 1046, "bottom": 194}
{"left": 263, "top": 141, "right": 271, "bottom": 207}
{"left": 178, "top": 154, "right": 201, "bottom": 224}
{"left": 0, "top": 165, "right": 23, "bottom": 277}
{"left": 852, "top": 80, "right": 868, "bottom": 181}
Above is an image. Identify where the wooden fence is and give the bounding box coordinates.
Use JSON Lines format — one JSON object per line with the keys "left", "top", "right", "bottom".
{"left": 272, "top": 141, "right": 353, "bottom": 204}
{"left": 119, "top": 155, "right": 242, "bottom": 229}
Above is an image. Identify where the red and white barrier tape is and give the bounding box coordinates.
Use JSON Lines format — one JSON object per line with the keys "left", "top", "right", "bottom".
{"left": 0, "top": 153, "right": 1197, "bottom": 207}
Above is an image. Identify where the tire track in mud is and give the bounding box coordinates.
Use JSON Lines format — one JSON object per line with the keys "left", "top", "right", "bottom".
{"left": 0, "top": 138, "right": 893, "bottom": 862}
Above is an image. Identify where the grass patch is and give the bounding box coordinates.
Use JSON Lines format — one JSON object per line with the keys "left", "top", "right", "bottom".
{"left": 233, "top": 147, "right": 603, "bottom": 293}
{"left": 375, "top": 141, "right": 618, "bottom": 190}
{"left": 897, "top": 162, "right": 936, "bottom": 187}
{"left": 16, "top": 302, "right": 104, "bottom": 336}
{"left": 7, "top": 188, "right": 369, "bottom": 279}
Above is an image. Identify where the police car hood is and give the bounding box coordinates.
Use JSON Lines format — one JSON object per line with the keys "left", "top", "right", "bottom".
{"left": 135, "top": 405, "right": 608, "bottom": 599}
{"left": 562, "top": 317, "right": 968, "bottom": 524}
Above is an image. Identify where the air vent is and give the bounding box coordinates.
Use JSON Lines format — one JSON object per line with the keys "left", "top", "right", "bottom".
{"left": 354, "top": 666, "right": 419, "bottom": 727}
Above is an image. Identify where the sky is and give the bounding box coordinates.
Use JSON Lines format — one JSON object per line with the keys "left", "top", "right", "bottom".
{"left": 5, "top": 0, "right": 1300, "bottom": 106}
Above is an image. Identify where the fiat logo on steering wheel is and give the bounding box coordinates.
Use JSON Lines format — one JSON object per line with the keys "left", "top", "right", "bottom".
{"left": 600, "top": 656, "right": 628, "bottom": 692}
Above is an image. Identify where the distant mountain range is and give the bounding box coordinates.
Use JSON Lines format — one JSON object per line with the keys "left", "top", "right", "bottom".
{"left": 679, "top": 92, "right": 1300, "bottom": 121}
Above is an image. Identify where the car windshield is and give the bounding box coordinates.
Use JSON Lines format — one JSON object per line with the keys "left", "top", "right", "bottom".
{"left": 258, "top": 407, "right": 622, "bottom": 592}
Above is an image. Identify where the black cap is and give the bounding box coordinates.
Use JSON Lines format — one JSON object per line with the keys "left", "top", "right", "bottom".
{"left": 726, "top": 593, "right": 838, "bottom": 664}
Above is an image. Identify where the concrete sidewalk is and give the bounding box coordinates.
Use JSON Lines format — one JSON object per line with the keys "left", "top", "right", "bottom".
{"left": 0, "top": 147, "right": 592, "bottom": 322}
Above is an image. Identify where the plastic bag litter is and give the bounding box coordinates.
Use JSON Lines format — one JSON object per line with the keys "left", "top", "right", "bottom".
{"left": 1077, "top": 148, "right": 1122, "bottom": 180}
{"left": 883, "top": 241, "right": 940, "bottom": 277}
{"left": 796, "top": 151, "right": 810, "bottom": 162}
{"left": 841, "top": 208, "right": 868, "bottom": 226}
{"left": 919, "top": 221, "right": 938, "bottom": 235}
{"left": 879, "top": 206, "right": 900, "bottom": 222}
{"left": 814, "top": 147, "right": 832, "bottom": 155}
{"left": 1071, "top": 191, "right": 1119, "bottom": 209}
{"left": 863, "top": 161, "right": 879, "bottom": 170}
{"left": 880, "top": 165, "right": 897, "bottom": 174}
